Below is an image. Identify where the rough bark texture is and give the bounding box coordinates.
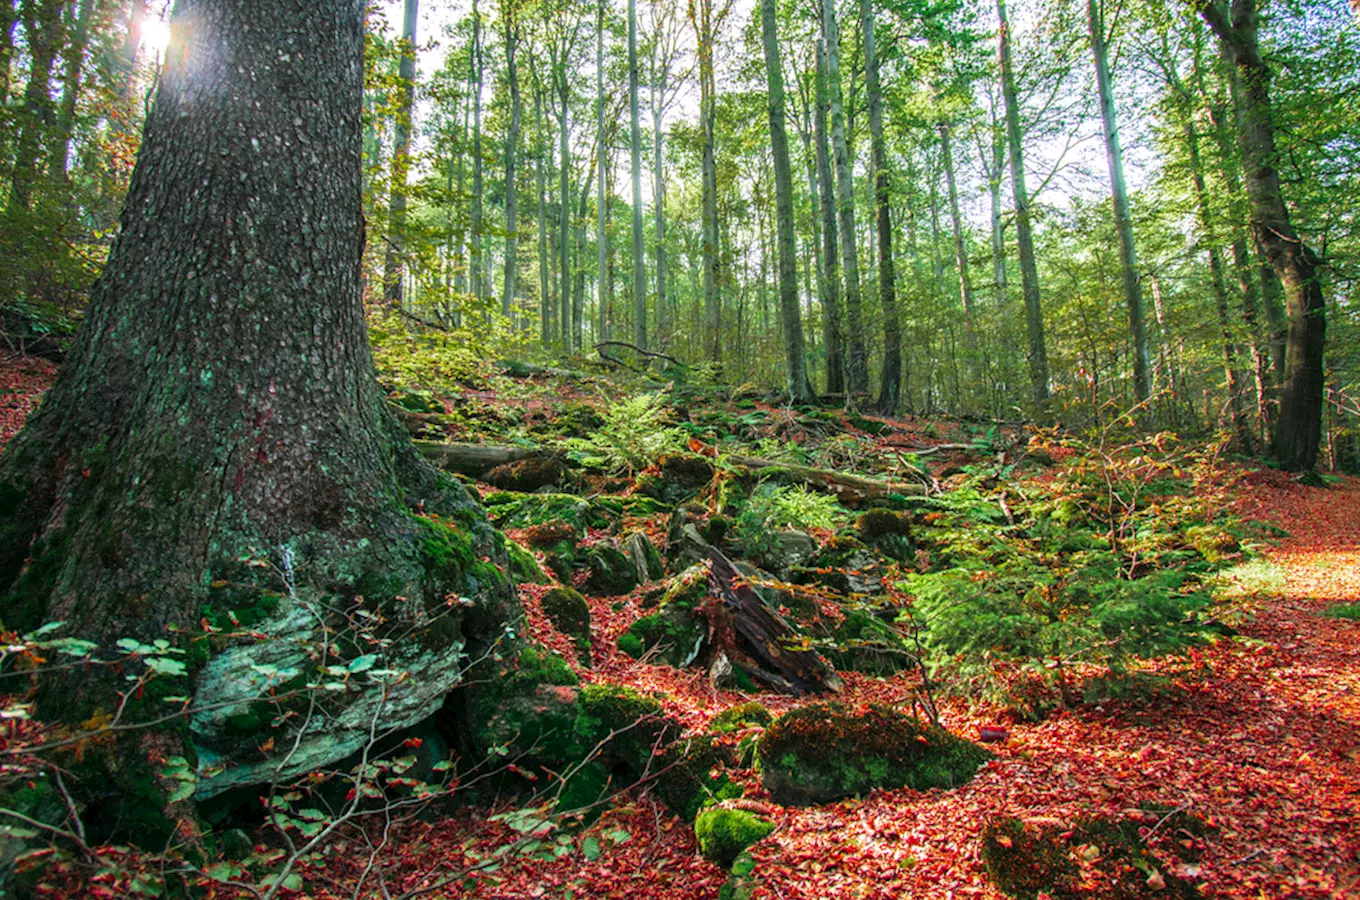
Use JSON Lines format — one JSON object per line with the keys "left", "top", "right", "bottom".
{"left": 627, "top": 0, "right": 647, "bottom": 352}
{"left": 760, "top": 0, "right": 811, "bottom": 404}
{"left": 1202, "top": 0, "right": 1326, "bottom": 470}
{"left": 997, "top": 0, "right": 1050, "bottom": 411}
{"left": 0, "top": 0, "right": 516, "bottom": 823}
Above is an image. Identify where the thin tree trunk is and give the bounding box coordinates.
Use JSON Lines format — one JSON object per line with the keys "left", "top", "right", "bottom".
{"left": 940, "top": 124, "right": 975, "bottom": 328}
{"left": 997, "top": 0, "right": 1050, "bottom": 409}
{"left": 7, "top": 0, "right": 63, "bottom": 214}
{"left": 693, "top": 0, "right": 720, "bottom": 361}
{"left": 471, "top": 0, "right": 485, "bottom": 307}
{"left": 558, "top": 78, "right": 571, "bottom": 351}
{"left": 760, "top": 0, "right": 812, "bottom": 403}
{"left": 627, "top": 0, "right": 647, "bottom": 352}
{"left": 863, "top": 0, "right": 898, "bottom": 412}
{"left": 597, "top": 0, "right": 608, "bottom": 348}
{"left": 50, "top": 0, "right": 97, "bottom": 184}
{"left": 823, "top": 0, "right": 866, "bottom": 395}
{"left": 652, "top": 62, "right": 669, "bottom": 346}
{"left": 815, "top": 39, "right": 844, "bottom": 395}
{"left": 536, "top": 87, "right": 550, "bottom": 343}
{"left": 1088, "top": 0, "right": 1149, "bottom": 404}
{"left": 502, "top": 14, "right": 521, "bottom": 318}
{"left": 384, "top": 0, "right": 418, "bottom": 308}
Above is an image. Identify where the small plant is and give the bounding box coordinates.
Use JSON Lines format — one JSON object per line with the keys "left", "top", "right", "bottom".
{"left": 734, "top": 483, "right": 846, "bottom": 567}
{"left": 562, "top": 391, "right": 687, "bottom": 475}
{"left": 1323, "top": 603, "right": 1360, "bottom": 621}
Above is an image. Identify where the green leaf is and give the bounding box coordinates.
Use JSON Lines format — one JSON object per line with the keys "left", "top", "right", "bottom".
{"left": 581, "top": 837, "right": 601, "bottom": 861}
{"left": 347, "top": 654, "right": 378, "bottom": 673}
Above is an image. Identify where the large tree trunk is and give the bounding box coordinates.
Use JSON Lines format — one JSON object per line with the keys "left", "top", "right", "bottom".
{"left": 1087, "top": 0, "right": 1150, "bottom": 405}
{"left": 383, "top": 0, "right": 418, "bottom": 308}
{"left": 822, "top": 0, "right": 867, "bottom": 395}
{"left": 49, "top": 0, "right": 97, "bottom": 184}
{"left": 863, "top": 0, "right": 899, "bottom": 414}
{"left": 694, "top": 0, "right": 721, "bottom": 362}
{"left": 0, "top": 0, "right": 515, "bottom": 834}
{"left": 996, "top": 0, "right": 1050, "bottom": 411}
{"left": 815, "top": 38, "right": 845, "bottom": 396}
{"left": 597, "top": 0, "right": 608, "bottom": 348}
{"left": 761, "top": 0, "right": 812, "bottom": 404}
{"left": 1202, "top": 0, "right": 1325, "bottom": 471}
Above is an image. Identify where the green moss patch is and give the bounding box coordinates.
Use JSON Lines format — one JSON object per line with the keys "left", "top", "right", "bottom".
{"left": 758, "top": 702, "right": 990, "bottom": 805}
{"left": 695, "top": 808, "right": 776, "bottom": 868}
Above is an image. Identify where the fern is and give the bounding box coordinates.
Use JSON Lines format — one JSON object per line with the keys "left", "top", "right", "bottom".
{"left": 561, "top": 392, "right": 686, "bottom": 475}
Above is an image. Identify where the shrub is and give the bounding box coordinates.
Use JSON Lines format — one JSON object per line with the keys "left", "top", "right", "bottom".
{"left": 562, "top": 392, "right": 687, "bottom": 475}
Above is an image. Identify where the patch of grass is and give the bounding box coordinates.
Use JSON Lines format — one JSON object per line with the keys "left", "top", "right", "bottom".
{"left": 1323, "top": 603, "right": 1360, "bottom": 621}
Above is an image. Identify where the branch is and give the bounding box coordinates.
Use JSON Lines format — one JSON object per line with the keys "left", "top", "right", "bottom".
{"left": 593, "top": 341, "right": 685, "bottom": 367}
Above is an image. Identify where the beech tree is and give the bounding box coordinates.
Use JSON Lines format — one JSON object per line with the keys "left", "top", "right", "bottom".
{"left": 0, "top": 0, "right": 515, "bottom": 829}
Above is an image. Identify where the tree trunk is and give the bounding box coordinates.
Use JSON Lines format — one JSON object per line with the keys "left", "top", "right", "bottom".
{"left": 760, "top": 0, "right": 812, "bottom": 404}
{"left": 627, "top": 0, "right": 647, "bottom": 353}
{"left": 537, "top": 86, "right": 551, "bottom": 343}
{"left": 0, "top": 0, "right": 515, "bottom": 833}
{"left": 823, "top": 0, "right": 866, "bottom": 395}
{"left": 6, "top": 0, "right": 63, "bottom": 214}
{"left": 997, "top": 0, "right": 1050, "bottom": 410}
{"left": 558, "top": 78, "right": 572, "bottom": 351}
{"left": 471, "top": 0, "right": 486, "bottom": 307}
{"left": 49, "top": 0, "right": 97, "bottom": 184}
{"left": 1202, "top": 0, "right": 1326, "bottom": 470}
{"left": 597, "top": 0, "right": 608, "bottom": 349}
{"left": 652, "top": 62, "right": 669, "bottom": 347}
{"left": 815, "top": 38, "right": 844, "bottom": 396}
{"left": 383, "top": 0, "right": 418, "bottom": 309}
{"left": 694, "top": 0, "right": 721, "bottom": 362}
{"left": 502, "top": 13, "right": 521, "bottom": 318}
{"left": 1087, "top": 0, "right": 1149, "bottom": 405}
{"left": 863, "top": 0, "right": 898, "bottom": 413}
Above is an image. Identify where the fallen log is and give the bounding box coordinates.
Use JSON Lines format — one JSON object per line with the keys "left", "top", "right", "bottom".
{"left": 413, "top": 440, "right": 557, "bottom": 478}
{"left": 725, "top": 454, "right": 927, "bottom": 501}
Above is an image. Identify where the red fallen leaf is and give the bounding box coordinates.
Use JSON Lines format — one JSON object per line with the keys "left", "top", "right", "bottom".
{"left": 979, "top": 726, "right": 1010, "bottom": 742}
{"left": 404, "top": 737, "right": 423, "bottom": 748}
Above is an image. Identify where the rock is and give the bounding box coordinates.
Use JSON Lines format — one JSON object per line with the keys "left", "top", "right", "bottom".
{"left": 695, "top": 808, "right": 776, "bottom": 868}
{"left": 617, "top": 564, "right": 710, "bottom": 666}
{"left": 541, "top": 587, "right": 592, "bottom": 664}
{"left": 505, "top": 538, "right": 549, "bottom": 584}
{"left": 585, "top": 542, "right": 639, "bottom": 595}
{"left": 758, "top": 702, "right": 990, "bottom": 806}
{"left": 767, "top": 530, "right": 817, "bottom": 573}
{"left": 666, "top": 507, "right": 715, "bottom": 572}
{"left": 623, "top": 530, "right": 665, "bottom": 583}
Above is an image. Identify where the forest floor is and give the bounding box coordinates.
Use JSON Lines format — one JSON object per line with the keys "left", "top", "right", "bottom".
{"left": 1, "top": 351, "right": 1358, "bottom": 899}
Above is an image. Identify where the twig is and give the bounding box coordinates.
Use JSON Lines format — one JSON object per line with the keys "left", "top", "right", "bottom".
{"left": 1230, "top": 848, "right": 1264, "bottom": 866}
{"left": 593, "top": 340, "right": 685, "bottom": 367}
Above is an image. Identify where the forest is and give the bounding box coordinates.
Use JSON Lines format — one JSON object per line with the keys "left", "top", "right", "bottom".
{"left": 0, "top": 0, "right": 1357, "bottom": 897}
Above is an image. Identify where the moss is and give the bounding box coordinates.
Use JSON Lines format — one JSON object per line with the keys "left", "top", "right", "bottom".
{"left": 556, "top": 760, "right": 611, "bottom": 815}
{"left": 616, "top": 565, "right": 709, "bottom": 666}
{"left": 505, "top": 538, "right": 549, "bottom": 584}
{"left": 980, "top": 816, "right": 1076, "bottom": 900}
{"left": 484, "top": 457, "right": 567, "bottom": 492}
{"left": 855, "top": 509, "right": 911, "bottom": 540}
{"left": 654, "top": 733, "right": 742, "bottom": 821}
{"left": 541, "top": 586, "right": 591, "bottom": 655}
{"left": 758, "top": 702, "right": 990, "bottom": 805}
{"left": 695, "top": 808, "right": 776, "bottom": 868}
{"left": 710, "top": 702, "right": 773, "bottom": 733}
{"left": 584, "top": 543, "right": 639, "bottom": 596}
{"left": 826, "top": 610, "right": 911, "bottom": 676}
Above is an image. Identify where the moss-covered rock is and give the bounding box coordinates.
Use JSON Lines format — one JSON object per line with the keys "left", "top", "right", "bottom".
{"left": 622, "top": 531, "right": 665, "bottom": 583}
{"left": 695, "top": 808, "right": 776, "bottom": 868}
{"left": 617, "top": 564, "right": 709, "bottom": 666}
{"left": 980, "top": 816, "right": 1076, "bottom": 900}
{"left": 541, "top": 586, "right": 590, "bottom": 636}
{"left": 853, "top": 510, "right": 915, "bottom": 562}
{"left": 758, "top": 703, "right": 990, "bottom": 805}
{"left": 710, "top": 702, "right": 773, "bottom": 733}
{"left": 505, "top": 538, "right": 549, "bottom": 585}
{"left": 652, "top": 732, "right": 742, "bottom": 821}
{"left": 585, "top": 542, "right": 639, "bottom": 596}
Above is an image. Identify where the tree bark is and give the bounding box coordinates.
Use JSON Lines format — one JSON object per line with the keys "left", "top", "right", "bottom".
{"left": 822, "top": 0, "right": 866, "bottom": 395}
{"left": 383, "top": 0, "right": 418, "bottom": 309}
{"left": 49, "top": 0, "right": 98, "bottom": 184}
{"left": 471, "top": 0, "right": 486, "bottom": 307}
{"left": 862, "top": 0, "right": 898, "bottom": 413}
{"left": 627, "top": 0, "right": 647, "bottom": 353}
{"left": 0, "top": 0, "right": 515, "bottom": 831}
{"left": 651, "top": 57, "right": 669, "bottom": 346}
{"left": 1087, "top": 0, "right": 1150, "bottom": 405}
{"left": 996, "top": 0, "right": 1050, "bottom": 410}
{"left": 815, "top": 38, "right": 845, "bottom": 396}
{"left": 761, "top": 0, "right": 812, "bottom": 404}
{"left": 1201, "top": 0, "right": 1326, "bottom": 470}
{"left": 502, "top": 11, "right": 521, "bottom": 318}
{"left": 692, "top": 0, "right": 721, "bottom": 362}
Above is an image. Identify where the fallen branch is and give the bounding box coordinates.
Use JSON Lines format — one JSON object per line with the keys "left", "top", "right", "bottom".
{"left": 594, "top": 340, "right": 686, "bottom": 368}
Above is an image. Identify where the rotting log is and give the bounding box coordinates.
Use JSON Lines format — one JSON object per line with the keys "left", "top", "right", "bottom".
{"left": 413, "top": 440, "right": 559, "bottom": 478}
{"left": 726, "top": 454, "right": 926, "bottom": 501}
